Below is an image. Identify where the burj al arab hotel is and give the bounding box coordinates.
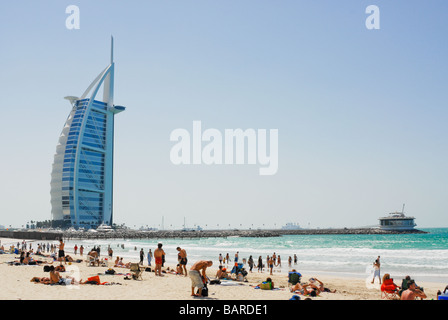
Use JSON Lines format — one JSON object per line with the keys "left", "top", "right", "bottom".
{"left": 50, "top": 38, "right": 125, "bottom": 229}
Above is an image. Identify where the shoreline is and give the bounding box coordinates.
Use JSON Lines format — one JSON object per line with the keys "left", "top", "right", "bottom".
{"left": 3, "top": 234, "right": 447, "bottom": 285}
{"left": 1, "top": 237, "right": 446, "bottom": 301}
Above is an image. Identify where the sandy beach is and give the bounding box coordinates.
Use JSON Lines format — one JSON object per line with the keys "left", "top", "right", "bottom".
{"left": 0, "top": 237, "right": 445, "bottom": 301}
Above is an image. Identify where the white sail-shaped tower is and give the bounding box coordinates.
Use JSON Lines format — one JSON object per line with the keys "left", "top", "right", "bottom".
{"left": 50, "top": 37, "right": 125, "bottom": 229}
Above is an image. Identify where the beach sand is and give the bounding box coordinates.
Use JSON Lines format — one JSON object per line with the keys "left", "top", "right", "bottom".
{"left": 0, "top": 237, "right": 445, "bottom": 301}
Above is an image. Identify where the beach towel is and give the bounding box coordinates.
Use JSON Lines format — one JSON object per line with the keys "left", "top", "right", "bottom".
{"left": 219, "top": 280, "right": 244, "bottom": 286}
{"left": 85, "top": 275, "right": 109, "bottom": 285}
{"left": 98, "top": 272, "right": 130, "bottom": 276}
{"left": 254, "top": 286, "right": 282, "bottom": 291}
{"left": 209, "top": 279, "right": 221, "bottom": 285}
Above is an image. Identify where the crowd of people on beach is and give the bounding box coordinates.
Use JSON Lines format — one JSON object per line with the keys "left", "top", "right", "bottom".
{"left": 217, "top": 252, "right": 298, "bottom": 275}
{"left": 1, "top": 238, "right": 447, "bottom": 300}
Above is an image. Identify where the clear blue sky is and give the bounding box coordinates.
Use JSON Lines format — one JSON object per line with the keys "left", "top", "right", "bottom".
{"left": 0, "top": 0, "right": 447, "bottom": 229}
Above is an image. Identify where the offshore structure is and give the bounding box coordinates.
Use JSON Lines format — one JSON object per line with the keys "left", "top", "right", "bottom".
{"left": 378, "top": 204, "right": 416, "bottom": 231}
{"left": 50, "top": 37, "right": 125, "bottom": 229}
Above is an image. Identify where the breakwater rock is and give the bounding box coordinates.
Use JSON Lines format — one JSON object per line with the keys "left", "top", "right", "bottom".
{"left": 0, "top": 230, "right": 63, "bottom": 241}
{"left": 62, "top": 227, "right": 427, "bottom": 241}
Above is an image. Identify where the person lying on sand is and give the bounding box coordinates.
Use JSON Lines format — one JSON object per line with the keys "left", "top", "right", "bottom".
{"left": 290, "top": 282, "right": 320, "bottom": 297}
{"left": 30, "top": 277, "right": 51, "bottom": 284}
{"left": 64, "top": 255, "right": 75, "bottom": 262}
{"left": 176, "top": 264, "right": 184, "bottom": 275}
{"left": 165, "top": 265, "right": 183, "bottom": 275}
{"left": 309, "top": 277, "right": 336, "bottom": 293}
{"left": 20, "top": 252, "right": 47, "bottom": 265}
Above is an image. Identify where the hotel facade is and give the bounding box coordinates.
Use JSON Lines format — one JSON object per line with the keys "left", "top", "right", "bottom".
{"left": 50, "top": 38, "right": 125, "bottom": 229}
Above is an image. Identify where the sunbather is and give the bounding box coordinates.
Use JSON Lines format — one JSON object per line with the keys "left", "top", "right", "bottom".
{"left": 55, "top": 263, "right": 65, "bottom": 272}
{"left": 30, "top": 277, "right": 51, "bottom": 284}
{"left": 257, "top": 277, "right": 275, "bottom": 290}
{"left": 87, "top": 250, "right": 100, "bottom": 266}
{"left": 215, "top": 266, "right": 229, "bottom": 279}
{"left": 309, "top": 277, "right": 336, "bottom": 293}
{"left": 401, "top": 280, "right": 426, "bottom": 300}
{"left": 290, "top": 281, "right": 320, "bottom": 296}
{"left": 114, "top": 257, "right": 131, "bottom": 268}
{"left": 381, "top": 274, "right": 400, "bottom": 294}
{"left": 64, "top": 255, "right": 75, "bottom": 262}
{"left": 49, "top": 265, "right": 67, "bottom": 285}
{"left": 176, "top": 264, "right": 184, "bottom": 275}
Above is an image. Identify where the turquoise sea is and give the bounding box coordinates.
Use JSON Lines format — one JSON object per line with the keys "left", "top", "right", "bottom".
{"left": 64, "top": 228, "right": 448, "bottom": 283}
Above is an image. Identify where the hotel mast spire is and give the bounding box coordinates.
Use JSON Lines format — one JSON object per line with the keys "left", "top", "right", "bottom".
{"left": 111, "top": 35, "right": 114, "bottom": 64}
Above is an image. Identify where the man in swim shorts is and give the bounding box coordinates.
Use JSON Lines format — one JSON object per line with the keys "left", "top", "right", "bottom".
{"left": 190, "top": 260, "right": 213, "bottom": 297}
{"left": 58, "top": 239, "right": 66, "bottom": 265}
{"left": 177, "top": 247, "right": 188, "bottom": 277}
{"left": 154, "top": 243, "right": 165, "bottom": 276}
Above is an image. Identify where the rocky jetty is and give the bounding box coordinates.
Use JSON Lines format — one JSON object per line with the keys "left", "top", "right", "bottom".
{"left": 61, "top": 227, "right": 427, "bottom": 241}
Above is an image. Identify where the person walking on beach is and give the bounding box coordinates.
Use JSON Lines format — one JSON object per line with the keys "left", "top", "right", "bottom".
{"left": 294, "top": 254, "right": 297, "bottom": 265}
{"left": 268, "top": 256, "right": 274, "bottom": 275}
{"left": 258, "top": 256, "right": 263, "bottom": 273}
{"left": 177, "top": 247, "right": 188, "bottom": 276}
{"left": 371, "top": 256, "right": 381, "bottom": 284}
{"left": 147, "top": 249, "right": 152, "bottom": 266}
{"left": 226, "top": 253, "right": 230, "bottom": 264}
{"left": 219, "top": 253, "right": 223, "bottom": 265}
{"left": 154, "top": 243, "right": 165, "bottom": 276}
{"left": 189, "top": 260, "right": 213, "bottom": 297}
{"left": 74, "top": 244, "right": 78, "bottom": 255}
{"left": 139, "top": 248, "right": 144, "bottom": 265}
{"left": 79, "top": 245, "right": 84, "bottom": 256}
{"left": 248, "top": 255, "right": 254, "bottom": 272}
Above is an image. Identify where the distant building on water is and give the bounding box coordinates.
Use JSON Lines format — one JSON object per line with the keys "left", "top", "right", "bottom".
{"left": 50, "top": 38, "right": 125, "bottom": 229}
{"left": 281, "top": 222, "right": 302, "bottom": 230}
